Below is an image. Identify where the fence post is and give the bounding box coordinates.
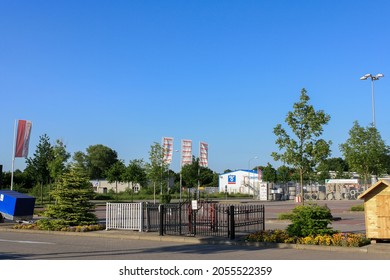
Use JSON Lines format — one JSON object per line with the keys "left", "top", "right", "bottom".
{"left": 262, "top": 205, "right": 265, "bottom": 231}
{"left": 106, "top": 202, "right": 110, "bottom": 231}
{"left": 159, "top": 204, "right": 164, "bottom": 236}
{"left": 179, "top": 202, "right": 182, "bottom": 235}
{"left": 193, "top": 209, "right": 197, "bottom": 236}
{"left": 229, "top": 205, "right": 235, "bottom": 240}
{"left": 139, "top": 202, "right": 144, "bottom": 232}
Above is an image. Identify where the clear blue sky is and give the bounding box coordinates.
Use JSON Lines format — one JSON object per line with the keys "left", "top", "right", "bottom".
{"left": 1, "top": 0, "right": 389, "bottom": 174}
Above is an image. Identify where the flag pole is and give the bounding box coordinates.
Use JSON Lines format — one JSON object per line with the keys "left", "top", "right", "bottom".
{"left": 10, "top": 120, "right": 17, "bottom": 191}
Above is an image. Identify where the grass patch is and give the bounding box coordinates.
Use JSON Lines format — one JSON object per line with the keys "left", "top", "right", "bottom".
{"left": 277, "top": 212, "right": 294, "bottom": 220}
{"left": 350, "top": 204, "right": 364, "bottom": 211}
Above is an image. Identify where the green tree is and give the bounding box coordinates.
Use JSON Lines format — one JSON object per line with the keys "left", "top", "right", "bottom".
{"left": 106, "top": 160, "right": 126, "bottom": 193}
{"left": 181, "top": 156, "right": 199, "bottom": 189}
{"left": 25, "top": 134, "right": 54, "bottom": 204}
{"left": 40, "top": 165, "right": 97, "bottom": 229}
{"left": 2, "top": 169, "right": 34, "bottom": 192}
{"left": 48, "top": 139, "right": 71, "bottom": 183}
{"left": 72, "top": 151, "right": 88, "bottom": 172}
{"left": 25, "top": 134, "right": 54, "bottom": 186}
{"left": 209, "top": 172, "right": 220, "bottom": 188}
{"left": 181, "top": 156, "right": 214, "bottom": 190}
{"left": 316, "top": 157, "right": 349, "bottom": 182}
{"left": 340, "top": 121, "right": 389, "bottom": 185}
{"left": 261, "top": 163, "right": 277, "bottom": 183}
{"left": 276, "top": 165, "right": 293, "bottom": 185}
{"left": 85, "top": 144, "right": 119, "bottom": 179}
{"left": 145, "top": 142, "right": 167, "bottom": 197}
{"left": 272, "top": 88, "right": 331, "bottom": 203}
{"left": 123, "top": 159, "right": 147, "bottom": 190}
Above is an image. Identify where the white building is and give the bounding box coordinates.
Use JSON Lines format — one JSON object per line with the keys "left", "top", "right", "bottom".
{"left": 219, "top": 169, "right": 263, "bottom": 195}
{"left": 91, "top": 180, "right": 141, "bottom": 194}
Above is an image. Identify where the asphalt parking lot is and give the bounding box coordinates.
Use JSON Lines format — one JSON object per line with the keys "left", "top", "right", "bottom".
{"left": 1, "top": 199, "right": 390, "bottom": 260}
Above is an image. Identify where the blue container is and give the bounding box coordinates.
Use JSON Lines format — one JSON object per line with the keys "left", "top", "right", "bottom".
{"left": 0, "top": 190, "right": 36, "bottom": 221}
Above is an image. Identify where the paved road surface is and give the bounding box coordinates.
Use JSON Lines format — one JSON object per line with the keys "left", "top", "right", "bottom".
{"left": 1, "top": 200, "right": 389, "bottom": 261}
{"left": 1, "top": 230, "right": 390, "bottom": 260}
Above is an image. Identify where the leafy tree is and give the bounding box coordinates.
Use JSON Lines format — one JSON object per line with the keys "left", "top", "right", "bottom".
{"left": 25, "top": 134, "right": 54, "bottom": 186}
{"left": 48, "top": 139, "right": 71, "bottom": 183}
{"left": 276, "top": 165, "right": 294, "bottom": 185}
{"left": 1, "top": 169, "right": 34, "bottom": 191}
{"left": 272, "top": 88, "right": 331, "bottom": 203}
{"left": 40, "top": 164, "right": 97, "bottom": 229}
{"left": 24, "top": 134, "right": 54, "bottom": 204}
{"left": 340, "top": 121, "right": 389, "bottom": 185}
{"left": 209, "top": 172, "right": 220, "bottom": 188}
{"left": 85, "top": 144, "right": 119, "bottom": 179}
{"left": 181, "top": 156, "right": 214, "bottom": 189}
{"left": 123, "top": 159, "right": 147, "bottom": 191}
{"left": 316, "top": 157, "right": 349, "bottom": 182}
{"left": 261, "top": 163, "right": 277, "bottom": 183}
{"left": 72, "top": 151, "right": 87, "bottom": 169}
{"left": 145, "top": 142, "right": 167, "bottom": 196}
{"left": 106, "top": 160, "right": 126, "bottom": 193}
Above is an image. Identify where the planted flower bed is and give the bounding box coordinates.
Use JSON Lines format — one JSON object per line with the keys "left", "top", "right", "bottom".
{"left": 244, "top": 203, "right": 371, "bottom": 247}
{"left": 245, "top": 229, "right": 370, "bottom": 247}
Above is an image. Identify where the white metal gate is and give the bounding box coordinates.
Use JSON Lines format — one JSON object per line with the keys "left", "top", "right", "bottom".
{"left": 106, "top": 202, "right": 144, "bottom": 231}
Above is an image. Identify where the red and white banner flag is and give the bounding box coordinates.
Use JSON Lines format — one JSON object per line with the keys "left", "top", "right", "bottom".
{"left": 162, "top": 137, "right": 174, "bottom": 164}
{"left": 199, "top": 141, "right": 208, "bottom": 167}
{"left": 181, "top": 139, "right": 193, "bottom": 167}
{"left": 15, "top": 120, "right": 32, "bottom": 158}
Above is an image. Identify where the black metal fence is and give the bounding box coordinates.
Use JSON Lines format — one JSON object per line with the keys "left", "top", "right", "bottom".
{"left": 142, "top": 202, "right": 265, "bottom": 240}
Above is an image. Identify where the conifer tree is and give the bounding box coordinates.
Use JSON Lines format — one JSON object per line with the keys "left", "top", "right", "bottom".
{"left": 42, "top": 164, "right": 97, "bottom": 227}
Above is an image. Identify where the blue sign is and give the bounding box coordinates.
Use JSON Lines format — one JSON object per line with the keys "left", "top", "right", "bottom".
{"left": 228, "top": 175, "right": 236, "bottom": 184}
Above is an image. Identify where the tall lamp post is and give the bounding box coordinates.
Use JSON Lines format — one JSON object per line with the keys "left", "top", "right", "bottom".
{"left": 360, "top": 73, "right": 384, "bottom": 127}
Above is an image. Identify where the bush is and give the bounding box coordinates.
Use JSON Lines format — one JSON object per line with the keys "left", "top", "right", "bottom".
{"left": 286, "top": 203, "right": 335, "bottom": 237}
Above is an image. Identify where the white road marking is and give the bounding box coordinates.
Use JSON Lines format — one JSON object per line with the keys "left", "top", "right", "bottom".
{"left": 0, "top": 239, "right": 55, "bottom": 245}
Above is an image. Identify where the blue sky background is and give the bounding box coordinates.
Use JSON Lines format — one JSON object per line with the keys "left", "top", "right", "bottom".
{"left": 1, "top": 0, "right": 389, "bottom": 173}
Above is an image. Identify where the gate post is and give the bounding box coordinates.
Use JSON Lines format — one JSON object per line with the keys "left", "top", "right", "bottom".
{"left": 229, "top": 205, "right": 235, "bottom": 240}
{"left": 159, "top": 204, "right": 164, "bottom": 236}
{"left": 139, "top": 202, "right": 144, "bottom": 232}
{"left": 262, "top": 205, "right": 265, "bottom": 231}
{"left": 179, "top": 202, "right": 182, "bottom": 235}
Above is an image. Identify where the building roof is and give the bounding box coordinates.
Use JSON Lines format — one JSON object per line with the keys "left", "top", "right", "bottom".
{"left": 357, "top": 179, "right": 390, "bottom": 200}
{"left": 220, "top": 169, "right": 258, "bottom": 175}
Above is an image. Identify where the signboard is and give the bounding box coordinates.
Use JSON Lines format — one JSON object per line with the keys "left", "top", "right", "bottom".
{"left": 259, "top": 183, "right": 268, "bottom": 201}
{"left": 191, "top": 200, "right": 198, "bottom": 210}
{"left": 228, "top": 175, "right": 236, "bottom": 184}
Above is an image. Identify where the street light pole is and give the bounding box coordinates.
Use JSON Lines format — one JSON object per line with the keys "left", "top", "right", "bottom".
{"left": 360, "top": 73, "right": 384, "bottom": 127}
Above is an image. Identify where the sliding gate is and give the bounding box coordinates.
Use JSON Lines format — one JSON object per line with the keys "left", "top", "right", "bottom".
{"left": 106, "top": 202, "right": 143, "bottom": 231}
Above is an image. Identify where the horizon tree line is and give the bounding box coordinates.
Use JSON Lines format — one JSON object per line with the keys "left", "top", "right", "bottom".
{"left": 1, "top": 89, "right": 389, "bottom": 196}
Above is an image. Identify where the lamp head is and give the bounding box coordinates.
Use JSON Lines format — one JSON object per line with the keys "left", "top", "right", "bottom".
{"left": 360, "top": 74, "right": 372, "bottom": 80}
